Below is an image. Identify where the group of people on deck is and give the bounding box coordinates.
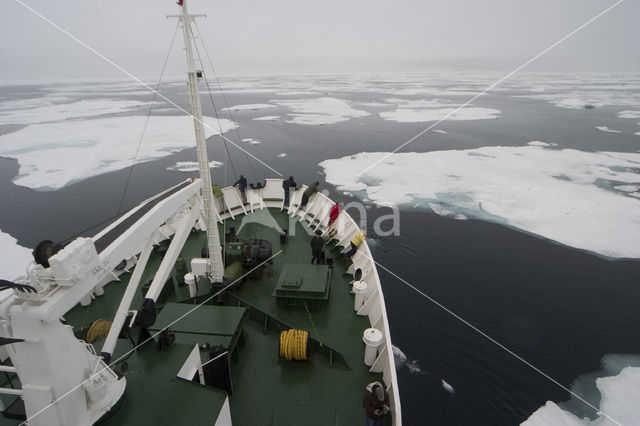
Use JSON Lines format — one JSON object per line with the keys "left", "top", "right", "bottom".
{"left": 235, "top": 176, "right": 388, "bottom": 424}
{"left": 232, "top": 175, "right": 367, "bottom": 263}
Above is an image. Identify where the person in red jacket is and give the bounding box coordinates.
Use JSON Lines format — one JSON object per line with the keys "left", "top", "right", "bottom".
{"left": 362, "top": 381, "right": 390, "bottom": 426}
{"left": 328, "top": 200, "right": 341, "bottom": 226}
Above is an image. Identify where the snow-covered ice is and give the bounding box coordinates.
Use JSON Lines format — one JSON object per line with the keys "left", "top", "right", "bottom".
{"left": 272, "top": 97, "right": 369, "bottom": 125}
{"left": 274, "top": 91, "right": 319, "bottom": 96}
{"left": 378, "top": 99, "right": 500, "bottom": 123}
{"left": 384, "top": 98, "right": 458, "bottom": 109}
{"left": 0, "top": 229, "right": 32, "bottom": 281}
{"left": 596, "top": 126, "right": 622, "bottom": 134}
{"left": 429, "top": 203, "right": 467, "bottom": 220}
{"left": 516, "top": 91, "right": 640, "bottom": 110}
{"left": 0, "top": 99, "right": 151, "bottom": 125}
{"left": 392, "top": 345, "right": 423, "bottom": 374}
{"left": 616, "top": 110, "right": 640, "bottom": 119}
{"left": 527, "top": 140, "right": 557, "bottom": 147}
{"left": 0, "top": 115, "right": 236, "bottom": 190}
{"left": 252, "top": 115, "right": 281, "bottom": 121}
{"left": 0, "top": 96, "right": 70, "bottom": 112}
{"left": 441, "top": 380, "right": 455, "bottom": 395}
{"left": 320, "top": 146, "right": 640, "bottom": 258}
{"left": 222, "top": 103, "right": 276, "bottom": 112}
{"left": 522, "top": 355, "right": 640, "bottom": 426}
{"left": 167, "top": 161, "right": 223, "bottom": 172}
{"left": 354, "top": 102, "right": 391, "bottom": 107}
{"left": 380, "top": 106, "right": 500, "bottom": 123}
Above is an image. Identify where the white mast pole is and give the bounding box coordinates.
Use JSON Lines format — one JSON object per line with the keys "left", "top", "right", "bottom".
{"left": 178, "top": 0, "right": 224, "bottom": 282}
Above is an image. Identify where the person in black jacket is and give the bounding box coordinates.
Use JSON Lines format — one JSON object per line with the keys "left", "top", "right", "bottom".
{"left": 310, "top": 230, "right": 324, "bottom": 264}
{"left": 363, "top": 381, "right": 390, "bottom": 426}
{"left": 234, "top": 175, "right": 248, "bottom": 204}
{"left": 282, "top": 176, "right": 297, "bottom": 206}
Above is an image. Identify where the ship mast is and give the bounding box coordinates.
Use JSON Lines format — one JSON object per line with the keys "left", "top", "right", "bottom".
{"left": 177, "top": 0, "right": 224, "bottom": 282}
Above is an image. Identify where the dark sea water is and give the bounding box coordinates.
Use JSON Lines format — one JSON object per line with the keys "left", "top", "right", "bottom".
{"left": 1, "top": 74, "right": 639, "bottom": 425}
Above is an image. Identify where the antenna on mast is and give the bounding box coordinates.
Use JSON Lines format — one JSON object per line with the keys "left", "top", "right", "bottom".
{"left": 169, "top": 0, "right": 223, "bottom": 282}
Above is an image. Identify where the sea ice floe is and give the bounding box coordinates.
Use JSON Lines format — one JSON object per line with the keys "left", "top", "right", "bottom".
{"left": 384, "top": 98, "right": 460, "bottom": 109}
{"left": 614, "top": 185, "right": 640, "bottom": 198}
{"left": 0, "top": 115, "right": 236, "bottom": 190}
{"left": 382, "top": 88, "right": 440, "bottom": 96}
{"left": 527, "top": 141, "right": 557, "bottom": 147}
{"left": 616, "top": 110, "right": 640, "bottom": 119}
{"left": 522, "top": 355, "right": 640, "bottom": 426}
{"left": 252, "top": 115, "right": 281, "bottom": 121}
{"left": 391, "top": 345, "right": 423, "bottom": 374}
{"left": 441, "top": 380, "right": 455, "bottom": 395}
{"left": 596, "top": 126, "right": 622, "bottom": 134}
{"left": 167, "top": 161, "right": 223, "bottom": 172}
{"left": 378, "top": 98, "right": 500, "bottom": 123}
{"left": 0, "top": 229, "right": 32, "bottom": 281}
{"left": 379, "top": 106, "right": 500, "bottom": 123}
{"left": 274, "top": 91, "right": 319, "bottom": 96}
{"left": 428, "top": 203, "right": 467, "bottom": 220}
{"left": 354, "top": 102, "right": 391, "bottom": 107}
{"left": 0, "top": 96, "right": 71, "bottom": 112}
{"left": 222, "top": 103, "right": 276, "bottom": 112}
{"left": 0, "top": 99, "right": 151, "bottom": 125}
{"left": 319, "top": 146, "right": 640, "bottom": 258}
{"left": 515, "top": 91, "right": 640, "bottom": 110}
{"left": 271, "top": 97, "right": 369, "bottom": 125}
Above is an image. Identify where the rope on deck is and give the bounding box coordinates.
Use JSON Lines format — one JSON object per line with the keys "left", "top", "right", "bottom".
{"left": 278, "top": 329, "right": 309, "bottom": 361}
{"left": 86, "top": 319, "right": 112, "bottom": 344}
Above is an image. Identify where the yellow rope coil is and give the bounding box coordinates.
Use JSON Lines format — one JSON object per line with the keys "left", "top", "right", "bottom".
{"left": 279, "top": 329, "right": 309, "bottom": 361}
{"left": 86, "top": 319, "right": 113, "bottom": 344}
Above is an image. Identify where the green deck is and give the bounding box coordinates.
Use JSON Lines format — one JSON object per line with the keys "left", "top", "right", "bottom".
{"left": 1, "top": 209, "right": 388, "bottom": 425}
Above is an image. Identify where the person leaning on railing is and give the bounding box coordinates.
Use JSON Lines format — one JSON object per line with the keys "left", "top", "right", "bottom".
{"left": 346, "top": 228, "right": 366, "bottom": 258}
{"left": 300, "top": 181, "right": 319, "bottom": 208}
{"left": 282, "top": 176, "right": 297, "bottom": 206}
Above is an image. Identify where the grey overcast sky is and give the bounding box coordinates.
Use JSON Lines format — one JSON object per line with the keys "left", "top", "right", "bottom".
{"left": 1, "top": 0, "right": 638, "bottom": 82}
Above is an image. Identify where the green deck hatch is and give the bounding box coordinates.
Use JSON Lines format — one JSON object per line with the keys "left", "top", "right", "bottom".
{"left": 273, "top": 264, "right": 331, "bottom": 303}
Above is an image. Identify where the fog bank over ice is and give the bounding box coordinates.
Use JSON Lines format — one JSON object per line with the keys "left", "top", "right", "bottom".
{"left": 0, "top": 229, "right": 32, "bottom": 281}
{"left": 319, "top": 146, "right": 640, "bottom": 258}
{"left": 272, "top": 97, "right": 369, "bottom": 125}
{"left": 0, "top": 115, "right": 235, "bottom": 190}
{"left": 522, "top": 354, "right": 640, "bottom": 426}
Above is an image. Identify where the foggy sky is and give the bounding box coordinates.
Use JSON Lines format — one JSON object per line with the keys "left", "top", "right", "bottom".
{"left": 1, "top": 0, "right": 639, "bottom": 82}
